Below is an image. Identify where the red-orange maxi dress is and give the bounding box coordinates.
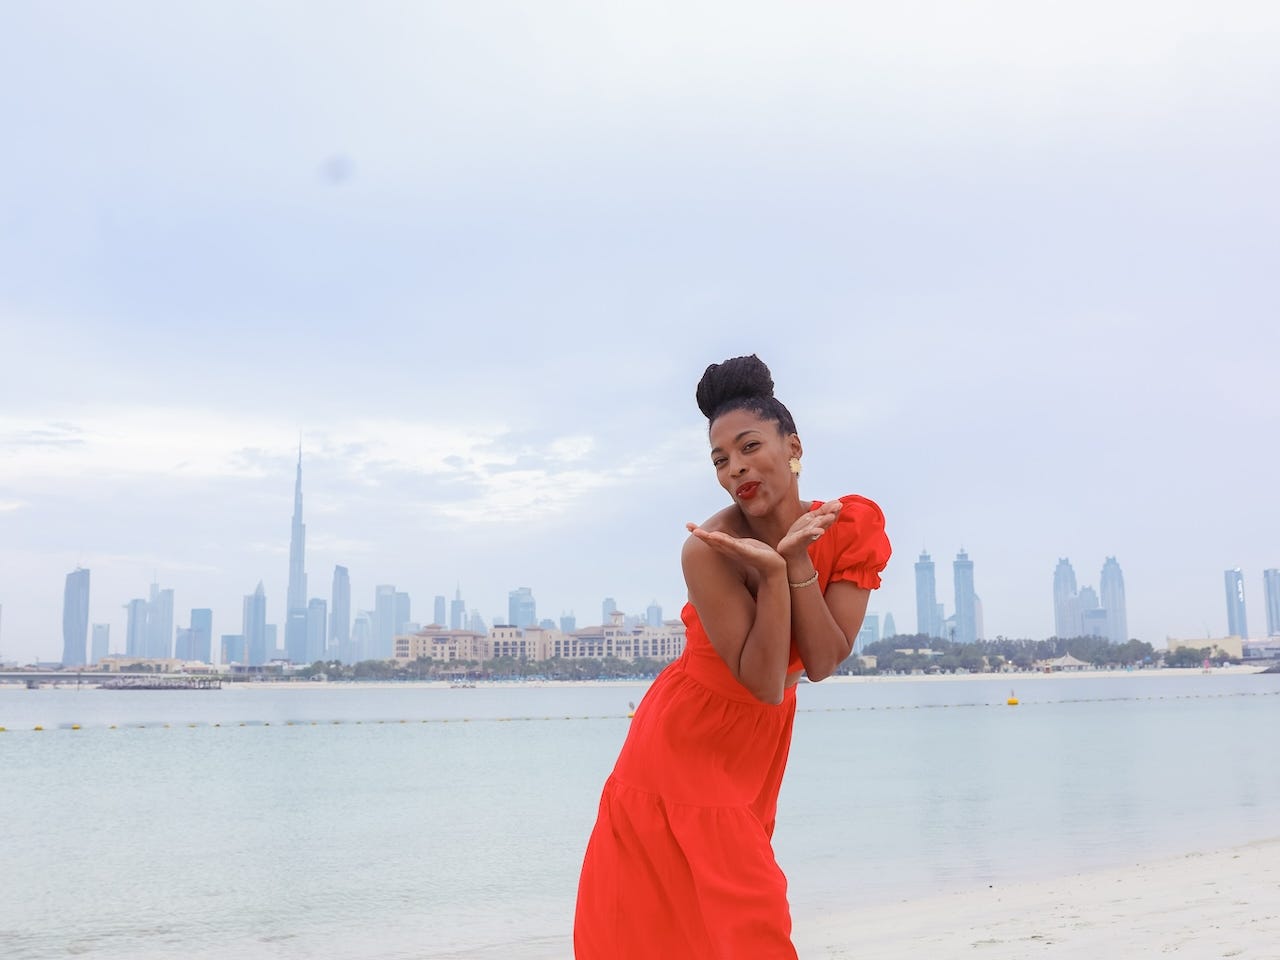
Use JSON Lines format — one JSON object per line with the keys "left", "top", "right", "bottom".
{"left": 574, "top": 495, "right": 891, "bottom": 959}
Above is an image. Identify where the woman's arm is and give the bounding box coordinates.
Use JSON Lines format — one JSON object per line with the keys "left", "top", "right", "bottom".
{"left": 776, "top": 501, "right": 870, "bottom": 681}
{"left": 682, "top": 529, "right": 793, "bottom": 704}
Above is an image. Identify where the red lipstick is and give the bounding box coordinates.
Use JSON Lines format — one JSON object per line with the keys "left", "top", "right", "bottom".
{"left": 735, "top": 481, "right": 761, "bottom": 500}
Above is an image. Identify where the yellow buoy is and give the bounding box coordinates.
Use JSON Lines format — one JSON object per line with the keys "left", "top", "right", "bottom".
{"left": 1007, "top": 690, "right": 1019, "bottom": 706}
{"left": 33, "top": 725, "right": 44, "bottom": 731}
{"left": 71, "top": 724, "right": 81, "bottom": 730}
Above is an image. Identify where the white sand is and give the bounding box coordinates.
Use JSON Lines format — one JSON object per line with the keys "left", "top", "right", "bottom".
{"left": 793, "top": 838, "right": 1280, "bottom": 959}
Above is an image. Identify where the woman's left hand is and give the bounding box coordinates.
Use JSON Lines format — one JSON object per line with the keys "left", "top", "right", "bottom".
{"left": 776, "top": 499, "right": 843, "bottom": 564}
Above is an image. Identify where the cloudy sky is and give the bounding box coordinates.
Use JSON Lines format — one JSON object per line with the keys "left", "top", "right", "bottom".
{"left": 2, "top": 1, "right": 1277, "bottom": 663}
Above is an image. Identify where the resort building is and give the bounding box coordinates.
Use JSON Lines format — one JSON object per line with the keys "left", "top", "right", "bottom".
{"left": 391, "top": 613, "right": 687, "bottom": 666}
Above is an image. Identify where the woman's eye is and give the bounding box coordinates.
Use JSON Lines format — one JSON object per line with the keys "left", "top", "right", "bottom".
{"left": 712, "top": 458, "right": 726, "bottom": 468}
{"left": 742, "top": 442, "right": 758, "bottom": 452}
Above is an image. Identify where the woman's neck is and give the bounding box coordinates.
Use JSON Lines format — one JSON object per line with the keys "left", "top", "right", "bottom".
{"left": 740, "top": 495, "right": 808, "bottom": 548}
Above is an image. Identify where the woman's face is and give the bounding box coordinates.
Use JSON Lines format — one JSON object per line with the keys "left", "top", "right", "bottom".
{"left": 708, "top": 408, "right": 801, "bottom": 515}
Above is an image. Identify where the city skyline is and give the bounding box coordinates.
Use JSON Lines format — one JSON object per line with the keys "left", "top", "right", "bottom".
{"left": 3, "top": 4, "right": 1278, "bottom": 663}
{"left": 20, "top": 447, "right": 1280, "bottom": 664}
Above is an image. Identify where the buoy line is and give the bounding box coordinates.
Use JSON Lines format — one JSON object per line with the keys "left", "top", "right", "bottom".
{"left": 2, "top": 688, "right": 1274, "bottom": 733}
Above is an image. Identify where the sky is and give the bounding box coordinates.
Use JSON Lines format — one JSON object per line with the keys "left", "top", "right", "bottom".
{"left": 2, "top": 1, "right": 1278, "bottom": 663}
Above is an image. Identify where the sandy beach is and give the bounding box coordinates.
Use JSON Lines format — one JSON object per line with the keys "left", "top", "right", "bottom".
{"left": 793, "top": 837, "right": 1280, "bottom": 959}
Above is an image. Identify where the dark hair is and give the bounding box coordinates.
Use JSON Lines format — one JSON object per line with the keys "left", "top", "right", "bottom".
{"left": 695, "top": 354, "right": 797, "bottom": 436}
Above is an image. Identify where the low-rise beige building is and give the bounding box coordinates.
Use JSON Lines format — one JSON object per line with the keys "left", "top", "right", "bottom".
{"left": 1165, "top": 636, "right": 1244, "bottom": 659}
{"left": 393, "top": 614, "right": 687, "bottom": 666}
{"left": 393, "top": 628, "right": 490, "bottom": 663}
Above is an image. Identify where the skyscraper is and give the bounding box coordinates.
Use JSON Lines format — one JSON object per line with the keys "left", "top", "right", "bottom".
{"left": 560, "top": 612, "right": 577, "bottom": 633}
{"left": 285, "top": 445, "right": 308, "bottom": 666}
{"left": 1224, "top": 568, "right": 1248, "bottom": 638}
{"left": 190, "top": 608, "right": 213, "bottom": 663}
{"left": 351, "top": 611, "right": 373, "bottom": 662}
{"left": 307, "top": 598, "right": 327, "bottom": 663}
{"left": 914, "top": 553, "right": 939, "bottom": 638}
{"left": 433, "top": 594, "right": 446, "bottom": 627}
{"left": 646, "top": 601, "right": 663, "bottom": 627}
{"left": 450, "top": 586, "right": 465, "bottom": 631}
{"left": 1053, "top": 558, "right": 1079, "bottom": 639}
{"left": 1264, "top": 569, "right": 1280, "bottom": 638}
{"left": 953, "top": 550, "right": 977, "bottom": 644}
{"left": 509, "top": 587, "right": 536, "bottom": 629}
{"left": 244, "top": 581, "right": 268, "bottom": 666}
{"left": 91, "top": 623, "right": 110, "bottom": 664}
{"left": 330, "top": 566, "right": 350, "bottom": 654}
{"left": 395, "top": 592, "right": 411, "bottom": 634}
{"left": 175, "top": 627, "right": 193, "bottom": 660}
{"left": 881, "top": 612, "right": 896, "bottom": 639}
{"left": 1099, "top": 557, "right": 1128, "bottom": 643}
{"left": 125, "top": 598, "right": 147, "bottom": 657}
{"left": 374, "top": 585, "right": 397, "bottom": 659}
{"left": 61, "top": 568, "right": 90, "bottom": 667}
{"left": 146, "top": 581, "right": 174, "bottom": 660}
{"left": 602, "top": 597, "right": 617, "bottom": 626}
{"left": 855, "top": 613, "right": 879, "bottom": 651}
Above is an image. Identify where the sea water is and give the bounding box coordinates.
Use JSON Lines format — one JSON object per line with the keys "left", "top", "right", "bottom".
{"left": 2, "top": 671, "right": 1278, "bottom": 959}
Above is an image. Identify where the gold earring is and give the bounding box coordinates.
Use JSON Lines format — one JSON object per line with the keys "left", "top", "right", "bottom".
{"left": 789, "top": 457, "right": 802, "bottom": 476}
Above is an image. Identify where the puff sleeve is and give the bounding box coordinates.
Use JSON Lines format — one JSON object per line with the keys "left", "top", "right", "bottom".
{"left": 822, "top": 494, "right": 891, "bottom": 590}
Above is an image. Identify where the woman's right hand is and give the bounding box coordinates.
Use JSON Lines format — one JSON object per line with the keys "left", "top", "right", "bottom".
{"left": 685, "top": 523, "right": 787, "bottom": 578}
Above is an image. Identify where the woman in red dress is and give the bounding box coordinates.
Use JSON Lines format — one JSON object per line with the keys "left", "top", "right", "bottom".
{"left": 574, "top": 354, "right": 891, "bottom": 959}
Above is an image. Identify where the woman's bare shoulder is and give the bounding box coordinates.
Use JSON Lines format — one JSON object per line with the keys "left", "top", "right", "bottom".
{"left": 696, "top": 504, "right": 745, "bottom": 535}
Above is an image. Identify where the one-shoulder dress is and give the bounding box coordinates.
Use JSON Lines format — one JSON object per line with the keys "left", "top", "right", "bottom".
{"left": 574, "top": 495, "right": 891, "bottom": 959}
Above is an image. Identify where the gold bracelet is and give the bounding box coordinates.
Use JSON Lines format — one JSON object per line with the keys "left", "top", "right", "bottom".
{"left": 788, "top": 571, "right": 819, "bottom": 589}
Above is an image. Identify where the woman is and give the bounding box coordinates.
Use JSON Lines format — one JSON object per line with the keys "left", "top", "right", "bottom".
{"left": 574, "top": 354, "right": 891, "bottom": 959}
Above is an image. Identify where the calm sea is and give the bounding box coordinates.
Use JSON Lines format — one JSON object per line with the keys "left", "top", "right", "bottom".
{"left": 3, "top": 671, "right": 1278, "bottom": 959}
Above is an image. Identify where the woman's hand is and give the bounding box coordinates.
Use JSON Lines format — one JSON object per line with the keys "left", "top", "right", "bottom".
{"left": 776, "top": 499, "right": 843, "bottom": 565}
{"left": 685, "top": 523, "right": 787, "bottom": 577}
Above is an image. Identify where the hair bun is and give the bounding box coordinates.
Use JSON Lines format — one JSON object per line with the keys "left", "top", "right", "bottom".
{"left": 696, "top": 354, "right": 775, "bottom": 420}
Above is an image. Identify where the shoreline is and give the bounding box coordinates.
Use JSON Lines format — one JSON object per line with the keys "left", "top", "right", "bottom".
{"left": 792, "top": 835, "right": 1280, "bottom": 959}
{"left": 0, "top": 663, "right": 1270, "bottom": 693}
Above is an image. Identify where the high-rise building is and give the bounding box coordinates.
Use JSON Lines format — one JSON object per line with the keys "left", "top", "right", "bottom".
{"left": 60, "top": 568, "right": 91, "bottom": 667}
{"left": 1265, "top": 569, "right": 1280, "bottom": 638}
{"left": 244, "top": 581, "right": 269, "bottom": 666}
{"left": 190, "top": 608, "right": 213, "bottom": 663}
{"left": 509, "top": 587, "right": 536, "bottom": 629}
{"left": 307, "top": 598, "right": 327, "bottom": 663}
{"left": 914, "top": 553, "right": 939, "bottom": 638}
{"left": 1099, "top": 557, "right": 1128, "bottom": 643}
{"left": 125, "top": 598, "right": 147, "bottom": 657}
{"left": 560, "top": 612, "right": 577, "bottom": 632}
{"left": 1053, "top": 558, "right": 1079, "bottom": 639}
{"left": 646, "top": 601, "right": 663, "bottom": 627}
{"left": 953, "top": 550, "right": 977, "bottom": 644}
{"left": 328, "top": 566, "right": 350, "bottom": 657}
{"left": 1224, "top": 568, "right": 1248, "bottom": 638}
{"left": 468, "top": 610, "right": 486, "bottom": 634}
{"left": 855, "top": 613, "right": 879, "bottom": 651}
{"left": 602, "top": 597, "right": 617, "bottom": 626}
{"left": 450, "top": 587, "right": 465, "bottom": 631}
{"left": 374, "top": 585, "right": 397, "bottom": 659}
{"left": 285, "top": 446, "right": 308, "bottom": 665}
{"left": 60, "top": 570, "right": 90, "bottom": 670}
{"left": 881, "top": 612, "right": 897, "bottom": 639}
{"left": 175, "top": 627, "right": 193, "bottom": 660}
{"left": 91, "top": 623, "right": 110, "bottom": 664}
{"left": 395, "top": 592, "right": 411, "bottom": 635}
{"left": 266, "top": 624, "right": 279, "bottom": 659}
{"left": 351, "top": 611, "right": 373, "bottom": 663}
{"left": 433, "top": 594, "right": 446, "bottom": 627}
{"left": 146, "top": 582, "right": 174, "bottom": 660}
{"left": 221, "top": 634, "right": 246, "bottom": 664}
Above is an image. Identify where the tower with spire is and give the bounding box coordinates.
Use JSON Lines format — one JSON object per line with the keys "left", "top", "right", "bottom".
{"left": 284, "top": 443, "right": 309, "bottom": 663}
